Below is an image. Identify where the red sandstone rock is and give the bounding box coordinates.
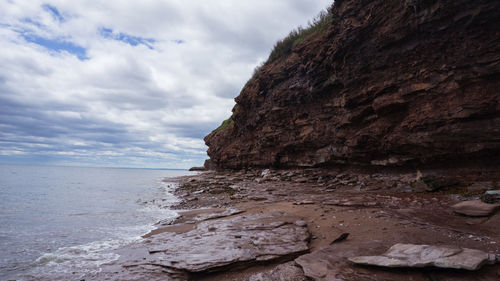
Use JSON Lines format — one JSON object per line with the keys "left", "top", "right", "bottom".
{"left": 348, "top": 243, "right": 496, "bottom": 271}
{"left": 451, "top": 200, "right": 500, "bottom": 217}
{"left": 205, "top": 0, "right": 500, "bottom": 169}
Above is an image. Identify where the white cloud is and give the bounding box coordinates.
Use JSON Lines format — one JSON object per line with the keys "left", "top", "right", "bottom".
{"left": 0, "top": 0, "right": 332, "bottom": 168}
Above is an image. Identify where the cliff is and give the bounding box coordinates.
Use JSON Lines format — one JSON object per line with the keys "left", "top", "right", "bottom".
{"left": 205, "top": 0, "right": 500, "bottom": 169}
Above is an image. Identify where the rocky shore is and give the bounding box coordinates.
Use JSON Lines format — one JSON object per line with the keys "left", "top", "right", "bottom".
{"left": 85, "top": 0, "right": 500, "bottom": 279}
{"left": 87, "top": 167, "right": 500, "bottom": 280}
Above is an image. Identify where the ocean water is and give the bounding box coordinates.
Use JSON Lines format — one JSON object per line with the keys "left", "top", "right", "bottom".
{"left": 0, "top": 164, "right": 195, "bottom": 281}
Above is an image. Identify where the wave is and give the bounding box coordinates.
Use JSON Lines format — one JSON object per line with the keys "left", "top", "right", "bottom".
{"left": 22, "top": 231, "right": 143, "bottom": 280}
{"left": 15, "top": 175, "right": 183, "bottom": 280}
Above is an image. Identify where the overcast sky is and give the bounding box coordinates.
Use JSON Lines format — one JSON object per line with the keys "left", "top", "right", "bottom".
{"left": 0, "top": 0, "right": 332, "bottom": 169}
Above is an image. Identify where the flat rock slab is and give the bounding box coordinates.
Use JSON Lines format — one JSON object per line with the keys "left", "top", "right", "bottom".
{"left": 349, "top": 243, "right": 495, "bottom": 271}
{"left": 323, "top": 197, "right": 379, "bottom": 208}
{"left": 100, "top": 211, "right": 310, "bottom": 280}
{"left": 178, "top": 207, "right": 244, "bottom": 223}
{"left": 154, "top": 208, "right": 244, "bottom": 227}
{"left": 86, "top": 263, "right": 188, "bottom": 281}
{"left": 146, "top": 212, "right": 310, "bottom": 272}
{"left": 451, "top": 200, "right": 500, "bottom": 217}
{"left": 295, "top": 242, "right": 388, "bottom": 281}
{"left": 91, "top": 211, "right": 310, "bottom": 280}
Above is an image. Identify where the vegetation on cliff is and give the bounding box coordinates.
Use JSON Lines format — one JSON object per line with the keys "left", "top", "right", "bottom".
{"left": 267, "top": 6, "right": 334, "bottom": 63}
{"left": 213, "top": 117, "right": 234, "bottom": 133}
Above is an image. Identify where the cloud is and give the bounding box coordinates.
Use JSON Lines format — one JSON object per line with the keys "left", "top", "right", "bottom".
{"left": 0, "top": 0, "right": 332, "bottom": 168}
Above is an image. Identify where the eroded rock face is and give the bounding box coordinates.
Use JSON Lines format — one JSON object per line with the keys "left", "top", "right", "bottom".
{"left": 205, "top": 0, "right": 500, "bottom": 169}
{"left": 348, "top": 243, "right": 495, "bottom": 271}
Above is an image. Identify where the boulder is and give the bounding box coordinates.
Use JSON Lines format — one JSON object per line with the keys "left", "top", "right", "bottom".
{"left": 420, "top": 175, "right": 459, "bottom": 192}
{"left": 481, "top": 190, "right": 500, "bottom": 203}
{"left": 348, "top": 243, "right": 496, "bottom": 271}
{"left": 451, "top": 200, "right": 500, "bottom": 217}
{"left": 261, "top": 169, "right": 271, "bottom": 177}
{"left": 295, "top": 242, "right": 387, "bottom": 281}
{"left": 467, "top": 182, "right": 494, "bottom": 193}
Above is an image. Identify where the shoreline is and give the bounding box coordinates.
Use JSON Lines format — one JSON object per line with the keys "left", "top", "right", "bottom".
{"left": 88, "top": 167, "right": 500, "bottom": 280}
{"left": 0, "top": 166, "right": 195, "bottom": 281}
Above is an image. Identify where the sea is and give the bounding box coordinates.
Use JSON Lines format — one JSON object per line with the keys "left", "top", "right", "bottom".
{"left": 0, "top": 164, "right": 196, "bottom": 281}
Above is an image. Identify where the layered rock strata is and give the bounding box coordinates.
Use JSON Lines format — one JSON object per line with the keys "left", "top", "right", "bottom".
{"left": 205, "top": 0, "right": 500, "bottom": 169}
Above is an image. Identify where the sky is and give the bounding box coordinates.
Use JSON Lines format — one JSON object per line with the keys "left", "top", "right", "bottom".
{"left": 0, "top": 0, "right": 332, "bottom": 169}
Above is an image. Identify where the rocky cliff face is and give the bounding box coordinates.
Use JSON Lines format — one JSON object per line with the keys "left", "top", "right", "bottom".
{"left": 205, "top": 0, "right": 500, "bottom": 169}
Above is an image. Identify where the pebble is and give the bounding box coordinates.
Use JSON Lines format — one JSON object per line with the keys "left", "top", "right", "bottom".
{"left": 295, "top": 220, "right": 307, "bottom": 227}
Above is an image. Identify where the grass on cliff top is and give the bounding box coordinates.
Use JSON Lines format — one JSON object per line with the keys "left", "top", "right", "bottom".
{"left": 266, "top": 7, "right": 334, "bottom": 64}
{"left": 241, "top": 6, "right": 333, "bottom": 91}
{"left": 214, "top": 117, "right": 234, "bottom": 132}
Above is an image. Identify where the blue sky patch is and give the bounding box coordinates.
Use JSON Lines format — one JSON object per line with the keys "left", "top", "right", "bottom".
{"left": 21, "top": 18, "right": 44, "bottom": 28}
{"left": 42, "top": 4, "right": 65, "bottom": 22}
{"left": 100, "top": 28, "right": 155, "bottom": 49}
{"left": 22, "top": 34, "right": 88, "bottom": 60}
